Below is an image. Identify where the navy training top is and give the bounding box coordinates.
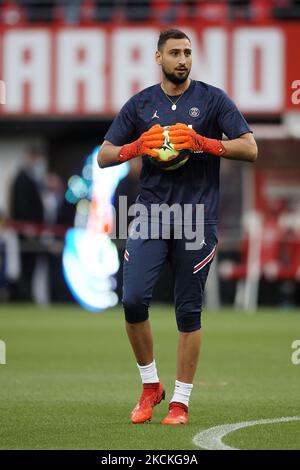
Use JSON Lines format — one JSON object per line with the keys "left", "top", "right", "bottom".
{"left": 104, "top": 80, "right": 251, "bottom": 225}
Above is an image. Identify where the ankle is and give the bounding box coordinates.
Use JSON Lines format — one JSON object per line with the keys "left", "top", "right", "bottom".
{"left": 143, "top": 382, "right": 160, "bottom": 390}
{"left": 137, "top": 359, "right": 159, "bottom": 384}
{"left": 169, "top": 401, "right": 188, "bottom": 412}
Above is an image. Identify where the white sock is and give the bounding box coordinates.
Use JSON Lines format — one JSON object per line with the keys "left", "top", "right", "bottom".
{"left": 170, "top": 380, "right": 193, "bottom": 407}
{"left": 137, "top": 360, "right": 159, "bottom": 384}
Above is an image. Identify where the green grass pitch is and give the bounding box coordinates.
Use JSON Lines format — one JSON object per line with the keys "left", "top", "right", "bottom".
{"left": 0, "top": 304, "right": 299, "bottom": 450}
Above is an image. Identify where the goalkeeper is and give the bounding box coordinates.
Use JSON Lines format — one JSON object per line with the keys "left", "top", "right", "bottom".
{"left": 98, "top": 29, "right": 257, "bottom": 425}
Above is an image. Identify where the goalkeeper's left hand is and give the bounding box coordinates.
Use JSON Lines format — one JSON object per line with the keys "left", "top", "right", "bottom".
{"left": 168, "top": 123, "right": 225, "bottom": 156}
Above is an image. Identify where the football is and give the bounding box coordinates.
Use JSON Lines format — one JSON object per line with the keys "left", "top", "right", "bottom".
{"left": 147, "top": 126, "right": 190, "bottom": 171}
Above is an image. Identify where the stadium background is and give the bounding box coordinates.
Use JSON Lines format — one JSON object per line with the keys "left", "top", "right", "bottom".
{"left": 0, "top": 0, "right": 300, "bottom": 451}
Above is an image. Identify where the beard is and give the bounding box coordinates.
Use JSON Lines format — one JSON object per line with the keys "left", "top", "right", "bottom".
{"left": 162, "top": 67, "right": 190, "bottom": 85}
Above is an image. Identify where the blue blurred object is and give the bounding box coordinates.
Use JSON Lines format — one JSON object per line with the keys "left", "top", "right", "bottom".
{"left": 63, "top": 146, "right": 129, "bottom": 312}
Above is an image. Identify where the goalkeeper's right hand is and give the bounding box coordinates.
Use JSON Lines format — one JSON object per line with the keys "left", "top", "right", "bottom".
{"left": 118, "top": 124, "right": 164, "bottom": 162}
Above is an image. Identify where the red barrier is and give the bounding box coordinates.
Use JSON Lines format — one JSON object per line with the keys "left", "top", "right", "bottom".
{"left": 6, "top": 219, "right": 71, "bottom": 237}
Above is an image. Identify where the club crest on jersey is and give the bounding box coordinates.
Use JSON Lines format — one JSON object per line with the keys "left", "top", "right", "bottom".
{"left": 189, "top": 107, "right": 200, "bottom": 118}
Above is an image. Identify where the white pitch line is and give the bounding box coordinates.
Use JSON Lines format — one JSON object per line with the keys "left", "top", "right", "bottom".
{"left": 193, "top": 416, "right": 300, "bottom": 450}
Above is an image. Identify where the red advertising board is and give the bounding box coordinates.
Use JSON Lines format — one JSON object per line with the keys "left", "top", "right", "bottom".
{"left": 0, "top": 23, "right": 299, "bottom": 117}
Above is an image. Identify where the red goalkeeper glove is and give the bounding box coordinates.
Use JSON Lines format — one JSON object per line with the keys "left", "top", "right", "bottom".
{"left": 118, "top": 124, "right": 164, "bottom": 162}
{"left": 168, "top": 123, "right": 225, "bottom": 156}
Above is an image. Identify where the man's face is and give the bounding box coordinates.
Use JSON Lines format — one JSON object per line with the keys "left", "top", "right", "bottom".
{"left": 156, "top": 38, "right": 192, "bottom": 85}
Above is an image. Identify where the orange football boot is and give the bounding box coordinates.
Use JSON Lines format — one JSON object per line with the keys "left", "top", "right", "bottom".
{"left": 161, "top": 402, "right": 188, "bottom": 425}
{"left": 131, "top": 383, "right": 165, "bottom": 424}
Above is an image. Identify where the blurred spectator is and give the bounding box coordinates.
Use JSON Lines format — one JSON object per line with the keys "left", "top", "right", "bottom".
{"left": 94, "top": 0, "right": 119, "bottom": 23}
{"left": 0, "top": 211, "right": 20, "bottom": 301}
{"left": 10, "top": 148, "right": 46, "bottom": 223}
{"left": 251, "top": 0, "right": 272, "bottom": 22}
{"left": 197, "top": 1, "right": 228, "bottom": 21}
{"left": 41, "top": 172, "right": 75, "bottom": 302}
{"left": 53, "top": 0, "right": 122, "bottom": 24}
{"left": 42, "top": 172, "right": 64, "bottom": 226}
{"left": 60, "top": 0, "right": 81, "bottom": 24}
{"left": 38, "top": 172, "right": 63, "bottom": 303}
{"left": 80, "top": 0, "right": 96, "bottom": 22}
{"left": 152, "top": 0, "right": 228, "bottom": 23}
{"left": 23, "top": 0, "right": 54, "bottom": 22}
{"left": 125, "top": 0, "right": 150, "bottom": 21}
{"left": 229, "top": 0, "right": 251, "bottom": 20}
{"left": 273, "top": 0, "right": 300, "bottom": 19}
{"left": 151, "top": 0, "right": 170, "bottom": 21}
{"left": 151, "top": 0, "right": 182, "bottom": 22}
{"left": 2, "top": 0, "right": 300, "bottom": 24}
{"left": 0, "top": 0, "right": 24, "bottom": 25}
{"left": 9, "top": 147, "right": 46, "bottom": 301}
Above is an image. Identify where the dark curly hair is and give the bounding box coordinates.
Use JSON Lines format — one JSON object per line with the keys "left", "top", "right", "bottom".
{"left": 157, "top": 29, "right": 191, "bottom": 51}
